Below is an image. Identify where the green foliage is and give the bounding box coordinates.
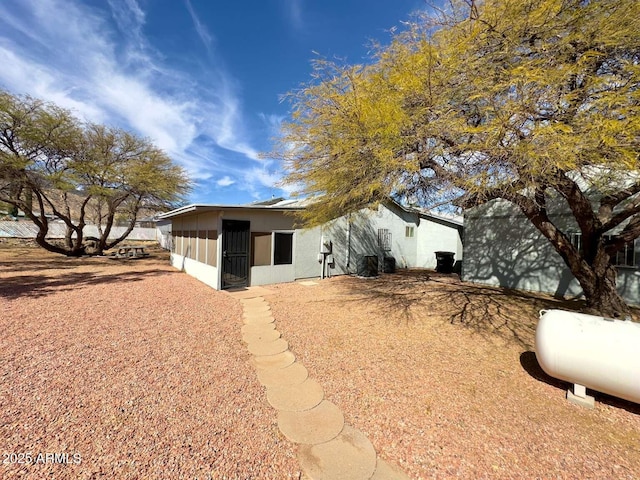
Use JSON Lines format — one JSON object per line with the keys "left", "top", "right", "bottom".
{"left": 280, "top": 0, "right": 639, "bottom": 215}
{"left": 276, "top": 0, "right": 640, "bottom": 316}
{"left": 0, "top": 90, "right": 191, "bottom": 255}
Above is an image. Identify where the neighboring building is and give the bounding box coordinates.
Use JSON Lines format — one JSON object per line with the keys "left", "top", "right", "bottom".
{"left": 462, "top": 199, "right": 640, "bottom": 306}
{"left": 159, "top": 198, "right": 463, "bottom": 290}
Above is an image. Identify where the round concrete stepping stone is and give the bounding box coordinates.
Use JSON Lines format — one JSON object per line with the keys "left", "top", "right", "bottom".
{"left": 242, "top": 329, "right": 281, "bottom": 344}
{"left": 243, "top": 315, "right": 275, "bottom": 325}
{"left": 277, "top": 400, "right": 344, "bottom": 445}
{"left": 247, "top": 338, "right": 288, "bottom": 356}
{"left": 243, "top": 311, "right": 274, "bottom": 319}
{"left": 242, "top": 312, "right": 273, "bottom": 320}
{"left": 297, "top": 424, "right": 377, "bottom": 480}
{"left": 256, "top": 362, "right": 308, "bottom": 387}
{"left": 243, "top": 305, "right": 271, "bottom": 314}
{"left": 266, "top": 378, "right": 324, "bottom": 411}
{"left": 241, "top": 322, "right": 276, "bottom": 334}
{"left": 251, "top": 350, "right": 296, "bottom": 369}
{"left": 370, "top": 458, "right": 411, "bottom": 480}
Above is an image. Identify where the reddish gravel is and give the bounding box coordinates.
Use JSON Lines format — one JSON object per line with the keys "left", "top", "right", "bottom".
{"left": 0, "top": 244, "right": 299, "bottom": 479}
{"left": 2, "top": 242, "right": 640, "bottom": 480}
{"left": 267, "top": 273, "right": 640, "bottom": 480}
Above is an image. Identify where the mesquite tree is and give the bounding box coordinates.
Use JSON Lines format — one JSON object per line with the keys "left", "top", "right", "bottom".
{"left": 0, "top": 91, "right": 190, "bottom": 256}
{"left": 276, "top": 0, "right": 640, "bottom": 318}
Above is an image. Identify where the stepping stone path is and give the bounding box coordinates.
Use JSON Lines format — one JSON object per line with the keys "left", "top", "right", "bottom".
{"left": 238, "top": 294, "right": 411, "bottom": 480}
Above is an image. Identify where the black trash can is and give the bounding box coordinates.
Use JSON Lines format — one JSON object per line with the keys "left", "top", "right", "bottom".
{"left": 383, "top": 256, "right": 396, "bottom": 273}
{"left": 435, "top": 251, "right": 455, "bottom": 273}
{"left": 357, "top": 255, "right": 378, "bottom": 277}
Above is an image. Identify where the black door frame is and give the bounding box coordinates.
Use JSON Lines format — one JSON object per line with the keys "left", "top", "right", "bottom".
{"left": 221, "top": 220, "right": 250, "bottom": 289}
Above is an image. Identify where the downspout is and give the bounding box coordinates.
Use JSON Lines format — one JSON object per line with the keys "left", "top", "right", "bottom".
{"left": 346, "top": 214, "right": 352, "bottom": 273}
{"left": 320, "top": 226, "right": 325, "bottom": 280}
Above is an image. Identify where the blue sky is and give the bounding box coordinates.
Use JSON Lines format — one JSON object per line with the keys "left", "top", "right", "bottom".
{"left": 0, "top": 0, "right": 428, "bottom": 205}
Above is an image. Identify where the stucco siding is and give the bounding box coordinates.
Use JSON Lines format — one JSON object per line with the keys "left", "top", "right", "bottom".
{"left": 170, "top": 253, "right": 219, "bottom": 289}
{"left": 164, "top": 200, "right": 465, "bottom": 290}
{"left": 462, "top": 200, "right": 640, "bottom": 306}
{"left": 250, "top": 264, "right": 297, "bottom": 286}
{"left": 416, "top": 219, "right": 463, "bottom": 269}
{"left": 294, "top": 226, "right": 323, "bottom": 279}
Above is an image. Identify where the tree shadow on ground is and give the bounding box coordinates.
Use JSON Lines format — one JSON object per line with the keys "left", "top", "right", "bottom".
{"left": 0, "top": 242, "right": 168, "bottom": 274}
{"left": 0, "top": 258, "right": 108, "bottom": 273}
{"left": 520, "top": 351, "right": 640, "bottom": 415}
{"left": 341, "top": 269, "right": 588, "bottom": 349}
{"left": 0, "top": 268, "right": 171, "bottom": 300}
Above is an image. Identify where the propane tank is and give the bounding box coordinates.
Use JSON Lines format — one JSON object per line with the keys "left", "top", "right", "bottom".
{"left": 535, "top": 309, "right": 640, "bottom": 406}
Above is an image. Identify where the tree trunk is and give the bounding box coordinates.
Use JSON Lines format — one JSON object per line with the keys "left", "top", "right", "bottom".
{"left": 573, "top": 263, "right": 631, "bottom": 319}
{"left": 508, "top": 193, "right": 634, "bottom": 320}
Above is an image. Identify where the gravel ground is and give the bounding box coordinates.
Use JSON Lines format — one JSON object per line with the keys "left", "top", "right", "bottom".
{"left": 1, "top": 242, "right": 639, "bottom": 479}
{"left": 0, "top": 243, "right": 299, "bottom": 479}
{"left": 267, "top": 272, "right": 640, "bottom": 480}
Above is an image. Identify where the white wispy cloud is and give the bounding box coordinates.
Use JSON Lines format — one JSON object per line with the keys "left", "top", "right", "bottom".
{"left": 184, "top": 0, "right": 214, "bottom": 53}
{"left": 216, "top": 176, "right": 236, "bottom": 187}
{"left": 0, "top": 0, "right": 267, "bottom": 192}
{"left": 107, "top": 0, "right": 146, "bottom": 50}
{"left": 242, "top": 166, "right": 297, "bottom": 199}
{"left": 284, "top": 0, "right": 305, "bottom": 31}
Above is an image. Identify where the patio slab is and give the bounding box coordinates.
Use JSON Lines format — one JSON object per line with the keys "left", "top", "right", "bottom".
{"left": 240, "top": 297, "right": 267, "bottom": 306}
{"left": 225, "top": 286, "right": 274, "bottom": 299}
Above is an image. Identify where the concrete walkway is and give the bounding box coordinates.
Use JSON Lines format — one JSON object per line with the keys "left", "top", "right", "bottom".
{"left": 228, "top": 288, "right": 410, "bottom": 480}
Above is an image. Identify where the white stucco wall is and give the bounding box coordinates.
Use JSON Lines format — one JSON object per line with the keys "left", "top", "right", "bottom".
{"left": 250, "top": 264, "right": 297, "bottom": 286}
{"left": 169, "top": 253, "right": 219, "bottom": 289}
{"left": 462, "top": 199, "right": 639, "bottom": 306}
{"left": 166, "top": 201, "right": 465, "bottom": 290}
{"left": 169, "top": 208, "right": 322, "bottom": 289}
{"left": 294, "top": 226, "right": 323, "bottom": 279}
{"left": 416, "top": 218, "right": 464, "bottom": 269}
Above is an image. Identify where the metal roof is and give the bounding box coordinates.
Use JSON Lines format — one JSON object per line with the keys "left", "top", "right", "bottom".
{"left": 158, "top": 197, "right": 464, "bottom": 227}
{"left": 159, "top": 198, "right": 308, "bottom": 219}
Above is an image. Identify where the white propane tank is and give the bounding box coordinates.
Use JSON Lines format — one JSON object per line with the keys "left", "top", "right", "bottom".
{"left": 535, "top": 309, "right": 640, "bottom": 405}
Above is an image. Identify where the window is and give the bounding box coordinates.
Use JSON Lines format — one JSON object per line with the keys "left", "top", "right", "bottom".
{"left": 171, "top": 230, "right": 181, "bottom": 254}
{"left": 197, "top": 230, "right": 207, "bottom": 263}
{"left": 188, "top": 230, "right": 197, "bottom": 260}
{"left": 378, "top": 228, "right": 391, "bottom": 251}
{"left": 274, "top": 232, "right": 293, "bottom": 265}
{"left": 569, "top": 233, "right": 639, "bottom": 268}
{"left": 405, "top": 226, "right": 415, "bottom": 238}
{"left": 206, "top": 230, "right": 218, "bottom": 267}
{"left": 251, "top": 232, "right": 272, "bottom": 266}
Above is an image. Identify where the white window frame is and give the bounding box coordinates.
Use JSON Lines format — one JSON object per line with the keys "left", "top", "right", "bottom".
{"left": 569, "top": 232, "right": 639, "bottom": 268}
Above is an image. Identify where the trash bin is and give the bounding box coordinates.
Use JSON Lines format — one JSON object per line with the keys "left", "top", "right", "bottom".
{"left": 358, "top": 255, "right": 378, "bottom": 277}
{"left": 435, "top": 251, "right": 455, "bottom": 273}
{"left": 383, "top": 256, "right": 396, "bottom": 273}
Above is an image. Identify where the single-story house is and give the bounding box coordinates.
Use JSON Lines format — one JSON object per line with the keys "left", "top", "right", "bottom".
{"left": 462, "top": 199, "right": 639, "bottom": 306}
{"left": 159, "top": 198, "right": 463, "bottom": 290}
